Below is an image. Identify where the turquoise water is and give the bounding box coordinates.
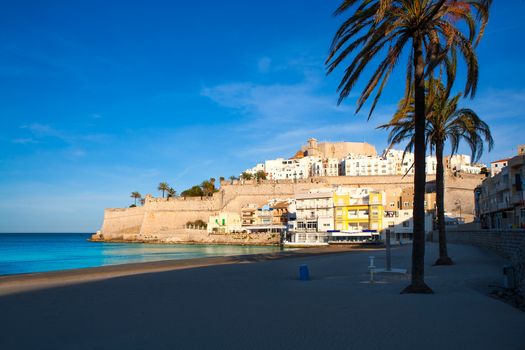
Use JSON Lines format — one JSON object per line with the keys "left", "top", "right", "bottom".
{"left": 0, "top": 233, "right": 283, "bottom": 276}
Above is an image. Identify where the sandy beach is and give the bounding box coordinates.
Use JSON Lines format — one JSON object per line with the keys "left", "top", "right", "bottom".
{"left": 1, "top": 242, "right": 524, "bottom": 350}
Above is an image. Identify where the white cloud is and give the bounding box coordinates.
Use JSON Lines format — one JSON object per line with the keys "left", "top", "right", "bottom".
{"left": 12, "top": 138, "right": 37, "bottom": 144}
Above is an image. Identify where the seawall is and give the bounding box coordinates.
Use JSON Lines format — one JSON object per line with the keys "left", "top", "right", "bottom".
{"left": 431, "top": 229, "right": 525, "bottom": 298}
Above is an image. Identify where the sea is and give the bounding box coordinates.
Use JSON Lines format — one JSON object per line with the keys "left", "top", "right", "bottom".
{"left": 0, "top": 233, "right": 284, "bottom": 276}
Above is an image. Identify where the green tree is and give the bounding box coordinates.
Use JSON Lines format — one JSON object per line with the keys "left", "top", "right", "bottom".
{"left": 201, "top": 179, "right": 215, "bottom": 196}
{"left": 326, "top": 0, "right": 491, "bottom": 294}
{"left": 181, "top": 185, "right": 204, "bottom": 197}
{"left": 229, "top": 175, "right": 237, "bottom": 184}
{"left": 240, "top": 172, "right": 253, "bottom": 180}
{"left": 157, "top": 182, "right": 170, "bottom": 198}
{"left": 130, "top": 191, "right": 142, "bottom": 206}
{"left": 380, "top": 79, "right": 493, "bottom": 266}
{"left": 255, "top": 170, "right": 267, "bottom": 182}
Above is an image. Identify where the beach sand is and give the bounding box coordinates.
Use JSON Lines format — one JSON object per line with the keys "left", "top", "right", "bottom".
{"left": 0, "top": 243, "right": 524, "bottom": 349}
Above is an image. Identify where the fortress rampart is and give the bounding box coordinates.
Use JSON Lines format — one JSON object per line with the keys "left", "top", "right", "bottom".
{"left": 93, "top": 173, "right": 484, "bottom": 245}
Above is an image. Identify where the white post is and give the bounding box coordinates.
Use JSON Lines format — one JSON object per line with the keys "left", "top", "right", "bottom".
{"left": 368, "top": 256, "right": 376, "bottom": 283}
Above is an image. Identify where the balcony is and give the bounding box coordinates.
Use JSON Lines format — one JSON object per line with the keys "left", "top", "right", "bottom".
{"left": 495, "top": 182, "right": 509, "bottom": 192}
{"left": 497, "top": 202, "right": 509, "bottom": 211}
{"left": 512, "top": 192, "right": 525, "bottom": 204}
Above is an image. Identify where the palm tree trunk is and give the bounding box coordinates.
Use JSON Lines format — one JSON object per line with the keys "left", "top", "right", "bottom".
{"left": 434, "top": 142, "right": 454, "bottom": 265}
{"left": 403, "top": 35, "right": 433, "bottom": 294}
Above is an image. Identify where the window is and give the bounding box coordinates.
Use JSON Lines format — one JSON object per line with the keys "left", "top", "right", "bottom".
{"left": 403, "top": 221, "right": 410, "bottom": 228}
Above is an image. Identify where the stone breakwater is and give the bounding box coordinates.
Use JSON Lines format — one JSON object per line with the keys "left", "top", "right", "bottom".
{"left": 94, "top": 173, "right": 483, "bottom": 245}
{"left": 91, "top": 228, "right": 281, "bottom": 246}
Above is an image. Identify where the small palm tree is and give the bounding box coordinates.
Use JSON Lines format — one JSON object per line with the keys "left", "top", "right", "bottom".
{"left": 157, "top": 182, "right": 170, "bottom": 198}
{"left": 130, "top": 191, "right": 142, "bottom": 206}
{"left": 326, "top": 0, "right": 491, "bottom": 294}
{"left": 167, "top": 187, "right": 177, "bottom": 199}
{"left": 380, "top": 79, "right": 493, "bottom": 266}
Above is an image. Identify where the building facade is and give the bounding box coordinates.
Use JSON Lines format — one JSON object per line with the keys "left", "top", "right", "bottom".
{"left": 333, "top": 188, "right": 385, "bottom": 231}
{"left": 477, "top": 151, "right": 525, "bottom": 229}
{"left": 295, "top": 190, "right": 334, "bottom": 232}
{"left": 207, "top": 212, "right": 242, "bottom": 233}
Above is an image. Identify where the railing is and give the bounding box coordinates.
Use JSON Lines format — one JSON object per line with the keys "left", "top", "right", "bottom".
{"left": 511, "top": 192, "right": 524, "bottom": 204}
{"left": 292, "top": 232, "right": 329, "bottom": 243}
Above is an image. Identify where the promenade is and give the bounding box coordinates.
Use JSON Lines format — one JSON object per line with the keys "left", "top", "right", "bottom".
{"left": 0, "top": 243, "right": 524, "bottom": 349}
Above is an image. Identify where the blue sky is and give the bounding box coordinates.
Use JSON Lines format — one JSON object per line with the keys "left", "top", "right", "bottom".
{"left": 1, "top": 0, "right": 524, "bottom": 232}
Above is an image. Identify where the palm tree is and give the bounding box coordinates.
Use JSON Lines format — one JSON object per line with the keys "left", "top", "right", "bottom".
{"left": 380, "top": 79, "right": 493, "bottom": 266}
{"left": 326, "top": 0, "right": 491, "bottom": 293}
{"left": 130, "top": 191, "right": 142, "bottom": 206}
{"left": 157, "top": 182, "right": 169, "bottom": 198}
{"left": 167, "top": 187, "right": 177, "bottom": 199}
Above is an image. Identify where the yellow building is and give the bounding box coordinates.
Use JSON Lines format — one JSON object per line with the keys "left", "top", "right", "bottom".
{"left": 333, "top": 188, "right": 384, "bottom": 232}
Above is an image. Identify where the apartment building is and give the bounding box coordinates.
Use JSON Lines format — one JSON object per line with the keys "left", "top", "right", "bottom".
{"left": 295, "top": 190, "right": 334, "bottom": 232}
{"left": 264, "top": 158, "right": 310, "bottom": 180}
{"left": 333, "top": 188, "right": 385, "bottom": 231}
{"left": 341, "top": 154, "right": 398, "bottom": 176}
{"left": 311, "top": 157, "right": 340, "bottom": 177}
{"left": 477, "top": 149, "right": 525, "bottom": 229}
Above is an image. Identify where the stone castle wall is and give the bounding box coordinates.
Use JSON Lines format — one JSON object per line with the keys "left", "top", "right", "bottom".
{"left": 96, "top": 173, "right": 482, "bottom": 245}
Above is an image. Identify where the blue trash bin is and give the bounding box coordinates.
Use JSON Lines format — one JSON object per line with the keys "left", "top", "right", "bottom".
{"left": 299, "top": 264, "right": 310, "bottom": 281}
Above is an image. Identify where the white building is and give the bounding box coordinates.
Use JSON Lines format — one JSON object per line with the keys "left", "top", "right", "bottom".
{"left": 244, "top": 163, "right": 264, "bottom": 176}
{"left": 384, "top": 149, "right": 415, "bottom": 175}
{"left": 491, "top": 158, "right": 510, "bottom": 177}
{"left": 446, "top": 154, "right": 484, "bottom": 174}
{"left": 341, "top": 154, "right": 398, "bottom": 176}
{"left": 382, "top": 209, "right": 434, "bottom": 240}
{"left": 425, "top": 155, "right": 437, "bottom": 175}
{"left": 295, "top": 189, "right": 334, "bottom": 232}
{"left": 242, "top": 146, "right": 475, "bottom": 180}
{"left": 311, "top": 157, "right": 340, "bottom": 177}
{"left": 264, "top": 157, "right": 311, "bottom": 180}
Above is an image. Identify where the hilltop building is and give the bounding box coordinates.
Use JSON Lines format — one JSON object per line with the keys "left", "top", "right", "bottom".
{"left": 243, "top": 138, "right": 484, "bottom": 180}
{"left": 300, "top": 137, "right": 377, "bottom": 159}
